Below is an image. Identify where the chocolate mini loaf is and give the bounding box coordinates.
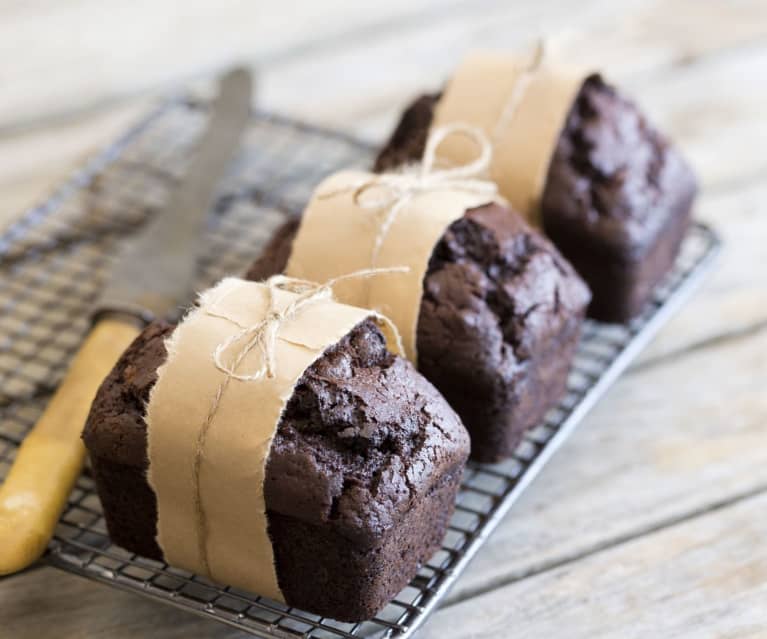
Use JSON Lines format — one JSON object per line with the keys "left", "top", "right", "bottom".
{"left": 83, "top": 318, "right": 469, "bottom": 621}
{"left": 247, "top": 202, "right": 591, "bottom": 462}
{"left": 375, "top": 75, "right": 697, "bottom": 322}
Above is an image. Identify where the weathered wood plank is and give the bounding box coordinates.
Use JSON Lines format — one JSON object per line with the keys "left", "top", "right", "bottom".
{"left": 258, "top": 0, "right": 767, "bottom": 146}
{"left": 7, "top": 0, "right": 765, "bottom": 134}
{"left": 0, "top": 0, "right": 466, "bottom": 129}
{"left": 0, "top": 0, "right": 644, "bottom": 225}
{"left": 422, "top": 491, "right": 767, "bottom": 638}
{"left": 0, "top": 0, "right": 638, "bottom": 131}
{"left": 0, "top": 566, "right": 240, "bottom": 639}
{"left": 442, "top": 327, "right": 767, "bottom": 604}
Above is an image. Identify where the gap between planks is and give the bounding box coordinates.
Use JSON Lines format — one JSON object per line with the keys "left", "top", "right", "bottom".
{"left": 441, "top": 479, "right": 767, "bottom": 610}
{"left": 630, "top": 317, "right": 767, "bottom": 376}
{"left": 3, "top": 0, "right": 765, "bottom": 137}
{"left": 259, "top": 0, "right": 767, "bottom": 142}
{"left": 423, "top": 489, "right": 767, "bottom": 637}
{"left": 0, "top": 0, "right": 609, "bottom": 135}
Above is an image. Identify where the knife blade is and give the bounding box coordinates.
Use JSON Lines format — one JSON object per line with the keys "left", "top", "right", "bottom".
{"left": 0, "top": 67, "right": 252, "bottom": 575}
{"left": 97, "top": 67, "right": 252, "bottom": 322}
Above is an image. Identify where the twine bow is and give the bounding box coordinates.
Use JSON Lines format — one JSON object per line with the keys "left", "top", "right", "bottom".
{"left": 207, "top": 268, "right": 408, "bottom": 382}
{"left": 319, "top": 122, "right": 498, "bottom": 264}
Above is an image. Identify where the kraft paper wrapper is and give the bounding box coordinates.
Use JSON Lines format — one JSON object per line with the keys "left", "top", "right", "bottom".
{"left": 431, "top": 51, "right": 588, "bottom": 224}
{"left": 146, "top": 277, "right": 401, "bottom": 600}
{"left": 285, "top": 170, "right": 497, "bottom": 362}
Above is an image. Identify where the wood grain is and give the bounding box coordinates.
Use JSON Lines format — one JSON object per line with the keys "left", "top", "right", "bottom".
{"left": 0, "top": 0, "right": 473, "bottom": 131}
{"left": 422, "top": 491, "right": 767, "bottom": 638}
{"left": 0, "top": 566, "right": 242, "bottom": 639}
{"left": 258, "top": 0, "right": 767, "bottom": 142}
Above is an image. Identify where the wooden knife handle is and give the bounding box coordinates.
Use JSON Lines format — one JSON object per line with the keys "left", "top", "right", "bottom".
{"left": 0, "top": 317, "right": 141, "bottom": 575}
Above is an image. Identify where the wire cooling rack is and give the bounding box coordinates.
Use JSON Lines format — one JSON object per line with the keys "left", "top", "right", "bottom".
{"left": 0, "top": 99, "right": 719, "bottom": 638}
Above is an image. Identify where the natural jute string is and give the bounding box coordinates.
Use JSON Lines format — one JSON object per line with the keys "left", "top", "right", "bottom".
{"left": 491, "top": 39, "right": 547, "bottom": 145}
{"left": 318, "top": 122, "right": 498, "bottom": 265}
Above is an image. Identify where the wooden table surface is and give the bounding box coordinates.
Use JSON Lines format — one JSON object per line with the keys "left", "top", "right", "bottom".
{"left": 1, "top": 1, "right": 766, "bottom": 637}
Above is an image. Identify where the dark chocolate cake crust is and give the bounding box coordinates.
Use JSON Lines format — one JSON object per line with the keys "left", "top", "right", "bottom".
{"left": 417, "top": 203, "right": 589, "bottom": 461}
{"left": 83, "top": 319, "right": 469, "bottom": 621}
{"left": 540, "top": 76, "right": 696, "bottom": 320}
{"left": 246, "top": 203, "right": 590, "bottom": 462}
{"left": 374, "top": 75, "right": 697, "bottom": 322}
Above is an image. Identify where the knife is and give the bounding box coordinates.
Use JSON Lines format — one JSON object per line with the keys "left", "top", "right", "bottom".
{"left": 0, "top": 67, "right": 252, "bottom": 575}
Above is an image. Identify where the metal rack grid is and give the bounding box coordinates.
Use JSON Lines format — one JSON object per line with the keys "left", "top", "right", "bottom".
{"left": 0, "top": 99, "right": 720, "bottom": 639}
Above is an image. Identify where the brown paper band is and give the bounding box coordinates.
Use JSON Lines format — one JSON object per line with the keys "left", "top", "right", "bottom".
{"left": 146, "top": 276, "right": 402, "bottom": 599}
{"left": 286, "top": 126, "right": 501, "bottom": 362}
{"left": 431, "top": 47, "right": 589, "bottom": 224}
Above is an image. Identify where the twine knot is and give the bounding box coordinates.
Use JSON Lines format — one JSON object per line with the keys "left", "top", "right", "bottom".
{"left": 319, "top": 123, "right": 499, "bottom": 263}
{"left": 208, "top": 268, "right": 408, "bottom": 382}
